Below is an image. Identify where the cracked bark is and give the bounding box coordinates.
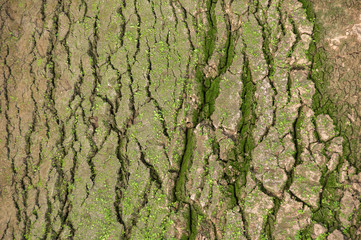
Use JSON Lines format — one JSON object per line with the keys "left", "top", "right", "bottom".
{"left": 0, "top": 0, "right": 360, "bottom": 239}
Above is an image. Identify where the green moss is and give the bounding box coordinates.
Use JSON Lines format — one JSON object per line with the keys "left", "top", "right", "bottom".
{"left": 180, "top": 234, "right": 188, "bottom": 240}
{"left": 298, "top": 0, "right": 316, "bottom": 22}
{"left": 175, "top": 129, "right": 195, "bottom": 201}
{"left": 203, "top": 0, "right": 218, "bottom": 61}
{"left": 350, "top": 210, "right": 361, "bottom": 239}
{"left": 312, "top": 172, "right": 342, "bottom": 230}
{"left": 218, "top": 33, "right": 236, "bottom": 74}
{"left": 294, "top": 107, "right": 305, "bottom": 163}
{"left": 234, "top": 56, "right": 256, "bottom": 183}
{"left": 296, "top": 225, "right": 313, "bottom": 240}
{"left": 204, "top": 76, "right": 221, "bottom": 117}
{"left": 189, "top": 206, "right": 199, "bottom": 240}
{"left": 239, "top": 57, "right": 256, "bottom": 140}
{"left": 227, "top": 184, "right": 237, "bottom": 208}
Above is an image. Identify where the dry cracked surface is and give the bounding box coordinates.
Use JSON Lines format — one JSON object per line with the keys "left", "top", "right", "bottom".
{"left": 0, "top": 0, "right": 360, "bottom": 239}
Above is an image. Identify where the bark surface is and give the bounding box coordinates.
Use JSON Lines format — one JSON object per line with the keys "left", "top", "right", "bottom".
{"left": 0, "top": 0, "right": 360, "bottom": 239}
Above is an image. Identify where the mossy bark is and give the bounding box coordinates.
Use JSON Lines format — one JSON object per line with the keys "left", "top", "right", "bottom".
{"left": 0, "top": 0, "right": 360, "bottom": 239}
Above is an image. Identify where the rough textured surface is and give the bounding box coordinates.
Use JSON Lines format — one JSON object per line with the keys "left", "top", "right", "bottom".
{"left": 0, "top": 0, "right": 360, "bottom": 239}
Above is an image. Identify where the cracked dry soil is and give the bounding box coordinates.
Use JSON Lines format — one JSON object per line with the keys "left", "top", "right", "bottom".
{"left": 0, "top": 0, "right": 360, "bottom": 239}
